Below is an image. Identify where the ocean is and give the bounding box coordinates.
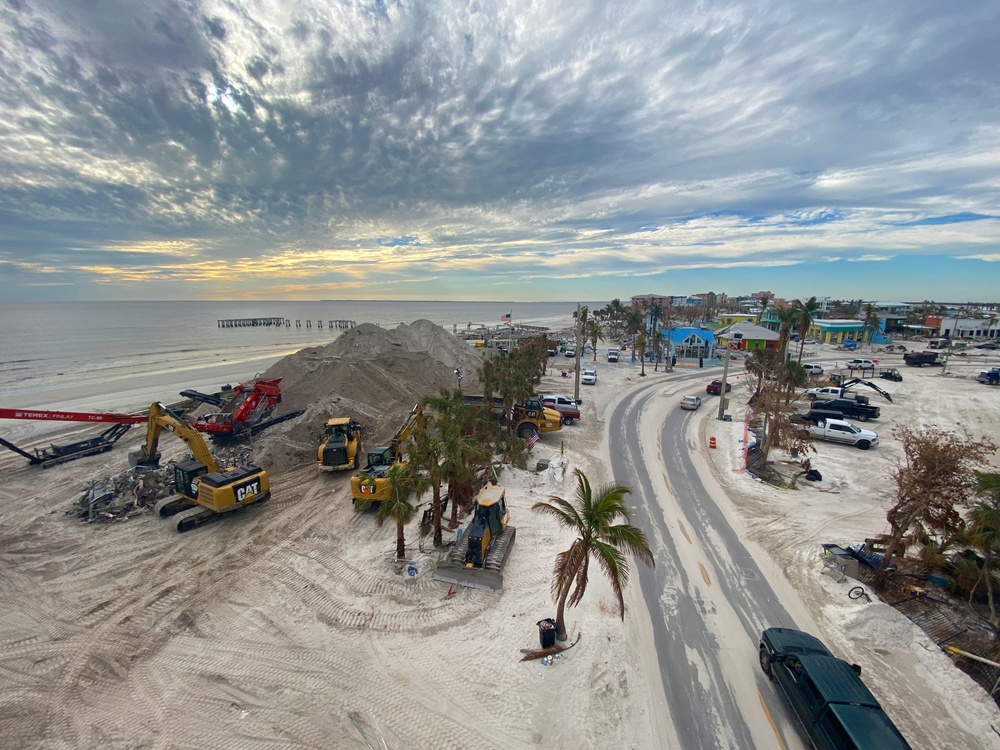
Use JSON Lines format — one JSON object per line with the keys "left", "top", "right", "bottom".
{"left": 0, "top": 300, "right": 591, "bottom": 442}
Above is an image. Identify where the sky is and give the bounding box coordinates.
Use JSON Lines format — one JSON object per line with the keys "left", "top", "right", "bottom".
{"left": 1, "top": 0, "right": 998, "bottom": 304}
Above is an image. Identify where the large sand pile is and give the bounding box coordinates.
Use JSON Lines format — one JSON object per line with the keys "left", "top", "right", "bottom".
{"left": 254, "top": 320, "right": 487, "bottom": 472}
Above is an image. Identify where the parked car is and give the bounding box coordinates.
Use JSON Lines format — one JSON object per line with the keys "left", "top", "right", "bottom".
{"left": 759, "top": 627, "right": 911, "bottom": 750}
{"left": 607, "top": 348, "right": 620, "bottom": 362}
{"left": 976, "top": 342, "right": 999, "bottom": 350}
{"left": 679, "top": 395, "right": 702, "bottom": 410}
{"left": 803, "top": 338, "right": 818, "bottom": 345}
{"left": 802, "top": 363, "right": 824, "bottom": 375}
{"left": 706, "top": 379, "right": 732, "bottom": 395}
{"left": 581, "top": 368, "right": 597, "bottom": 385}
{"left": 564, "top": 349, "right": 576, "bottom": 358}
{"left": 540, "top": 394, "right": 581, "bottom": 425}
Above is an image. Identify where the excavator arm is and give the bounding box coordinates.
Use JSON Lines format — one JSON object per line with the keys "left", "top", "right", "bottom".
{"left": 389, "top": 403, "right": 424, "bottom": 463}
{"left": 133, "top": 402, "right": 221, "bottom": 472}
{"left": 840, "top": 378, "right": 894, "bottom": 403}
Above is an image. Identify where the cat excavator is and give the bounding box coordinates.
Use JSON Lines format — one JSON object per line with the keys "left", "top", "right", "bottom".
{"left": 130, "top": 402, "right": 271, "bottom": 532}
{"left": 349, "top": 404, "right": 423, "bottom": 504}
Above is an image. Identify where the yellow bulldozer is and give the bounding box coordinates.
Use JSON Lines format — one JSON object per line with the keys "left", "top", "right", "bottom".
{"left": 464, "top": 483, "right": 513, "bottom": 568}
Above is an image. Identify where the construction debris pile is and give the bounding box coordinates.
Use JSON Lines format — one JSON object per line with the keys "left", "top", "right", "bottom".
{"left": 66, "top": 466, "right": 175, "bottom": 524}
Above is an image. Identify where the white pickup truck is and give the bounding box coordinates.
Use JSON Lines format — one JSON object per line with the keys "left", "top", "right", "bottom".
{"left": 800, "top": 417, "right": 879, "bottom": 450}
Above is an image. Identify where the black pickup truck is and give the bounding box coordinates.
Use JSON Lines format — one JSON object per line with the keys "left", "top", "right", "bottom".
{"left": 816, "top": 398, "right": 880, "bottom": 422}
{"left": 760, "top": 627, "right": 911, "bottom": 750}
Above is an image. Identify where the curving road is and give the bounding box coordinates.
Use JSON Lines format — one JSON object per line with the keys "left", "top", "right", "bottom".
{"left": 608, "top": 372, "right": 806, "bottom": 749}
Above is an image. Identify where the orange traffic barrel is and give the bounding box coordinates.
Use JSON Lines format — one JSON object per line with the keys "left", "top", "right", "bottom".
{"left": 709, "top": 436, "right": 717, "bottom": 449}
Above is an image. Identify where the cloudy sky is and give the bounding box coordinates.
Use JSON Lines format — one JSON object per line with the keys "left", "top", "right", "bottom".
{"left": 1, "top": 0, "right": 998, "bottom": 303}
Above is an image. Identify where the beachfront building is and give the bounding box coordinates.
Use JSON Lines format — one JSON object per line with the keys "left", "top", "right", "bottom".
{"left": 926, "top": 315, "right": 1000, "bottom": 340}
{"left": 666, "top": 328, "right": 716, "bottom": 362}
{"left": 714, "top": 322, "right": 781, "bottom": 351}
{"left": 804, "top": 319, "right": 865, "bottom": 345}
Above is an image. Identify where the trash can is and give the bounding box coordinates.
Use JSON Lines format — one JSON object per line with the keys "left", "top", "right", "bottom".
{"left": 537, "top": 618, "right": 556, "bottom": 648}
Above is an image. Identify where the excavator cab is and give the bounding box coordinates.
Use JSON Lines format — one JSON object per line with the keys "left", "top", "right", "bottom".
{"left": 174, "top": 459, "right": 209, "bottom": 502}
{"left": 465, "top": 484, "right": 509, "bottom": 567}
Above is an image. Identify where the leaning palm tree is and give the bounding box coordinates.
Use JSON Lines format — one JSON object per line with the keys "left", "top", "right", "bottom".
{"left": 793, "top": 296, "right": 820, "bottom": 362}
{"left": 532, "top": 469, "right": 654, "bottom": 642}
{"left": 355, "top": 461, "right": 428, "bottom": 560}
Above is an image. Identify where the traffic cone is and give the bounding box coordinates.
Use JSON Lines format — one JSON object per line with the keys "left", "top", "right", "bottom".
{"left": 709, "top": 436, "right": 717, "bottom": 449}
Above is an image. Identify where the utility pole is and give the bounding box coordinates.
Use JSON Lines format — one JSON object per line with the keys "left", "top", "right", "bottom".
{"left": 574, "top": 303, "right": 582, "bottom": 402}
{"left": 717, "top": 332, "right": 742, "bottom": 420}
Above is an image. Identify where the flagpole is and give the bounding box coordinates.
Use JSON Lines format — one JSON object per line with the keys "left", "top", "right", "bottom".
{"left": 508, "top": 309, "right": 513, "bottom": 349}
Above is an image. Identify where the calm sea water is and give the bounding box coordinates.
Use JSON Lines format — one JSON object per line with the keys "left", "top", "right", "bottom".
{"left": 0, "top": 301, "right": 590, "bottom": 425}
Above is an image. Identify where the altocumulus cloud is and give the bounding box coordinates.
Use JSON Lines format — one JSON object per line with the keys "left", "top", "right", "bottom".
{"left": 1, "top": 0, "right": 999, "bottom": 300}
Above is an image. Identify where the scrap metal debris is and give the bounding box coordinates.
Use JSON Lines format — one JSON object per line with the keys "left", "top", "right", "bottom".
{"left": 66, "top": 465, "right": 175, "bottom": 524}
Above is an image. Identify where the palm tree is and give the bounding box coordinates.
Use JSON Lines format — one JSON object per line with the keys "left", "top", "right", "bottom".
{"left": 636, "top": 331, "right": 647, "bottom": 376}
{"left": 966, "top": 473, "right": 1000, "bottom": 635}
{"left": 623, "top": 309, "right": 644, "bottom": 361}
{"left": 861, "top": 303, "right": 881, "bottom": 346}
{"left": 355, "top": 461, "right": 428, "bottom": 560}
{"left": 532, "top": 469, "right": 654, "bottom": 642}
{"left": 756, "top": 296, "right": 772, "bottom": 327}
{"left": 608, "top": 298, "right": 625, "bottom": 339}
{"left": 775, "top": 306, "right": 799, "bottom": 360}
{"left": 658, "top": 304, "right": 675, "bottom": 370}
{"left": 793, "top": 296, "right": 820, "bottom": 362}
{"left": 648, "top": 303, "right": 663, "bottom": 371}
{"left": 586, "top": 319, "right": 603, "bottom": 362}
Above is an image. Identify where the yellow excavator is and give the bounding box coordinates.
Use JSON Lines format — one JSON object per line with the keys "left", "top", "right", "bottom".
{"left": 130, "top": 402, "right": 271, "bottom": 532}
{"left": 349, "top": 404, "right": 423, "bottom": 504}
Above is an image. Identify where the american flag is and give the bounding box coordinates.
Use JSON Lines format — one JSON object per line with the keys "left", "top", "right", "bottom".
{"left": 525, "top": 432, "right": 540, "bottom": 449}
{"left": 501, "top": 311, "right": 511, "bottom": 326}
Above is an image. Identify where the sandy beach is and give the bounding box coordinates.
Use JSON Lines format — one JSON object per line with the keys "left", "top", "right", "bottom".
{"left": 1, "top": 324, "right": 999, "bottom": 748}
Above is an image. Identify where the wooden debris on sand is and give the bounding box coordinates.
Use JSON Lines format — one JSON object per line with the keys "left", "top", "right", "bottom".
{"left": 520, "top": 632, "right": 581, "bottom": 661}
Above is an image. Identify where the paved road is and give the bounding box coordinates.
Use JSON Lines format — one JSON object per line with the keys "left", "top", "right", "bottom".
{"left": 608, "top": 373, "right": 803, "bottom": 749}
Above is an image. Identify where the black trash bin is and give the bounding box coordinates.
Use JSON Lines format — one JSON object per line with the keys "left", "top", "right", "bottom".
{"left": 537, "top": 618, "right": 556, "bottom": 648}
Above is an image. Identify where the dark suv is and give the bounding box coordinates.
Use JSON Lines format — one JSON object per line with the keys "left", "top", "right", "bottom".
{"left": 706, "top": 379, "right": 732, "bottom": 395}
{"left": 759, "top": 627, "right": 911, "bottom": 749}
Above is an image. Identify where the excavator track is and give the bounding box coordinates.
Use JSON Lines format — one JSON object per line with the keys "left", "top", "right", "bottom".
{"left": 154, "top": 496, "right": 197, "bottom": 518}
{"left": 173, "top": 491, "right": 272, "bottom": 533}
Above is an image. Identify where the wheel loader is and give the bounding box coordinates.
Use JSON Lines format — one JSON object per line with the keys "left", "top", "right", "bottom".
{"left": 318, "top": 417, "right": 363, "bottom": 472}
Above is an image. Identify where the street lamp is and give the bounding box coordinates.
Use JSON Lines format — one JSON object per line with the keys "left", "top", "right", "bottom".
{"left": 717, "top": 332, "right": 742, "bottom": 421}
